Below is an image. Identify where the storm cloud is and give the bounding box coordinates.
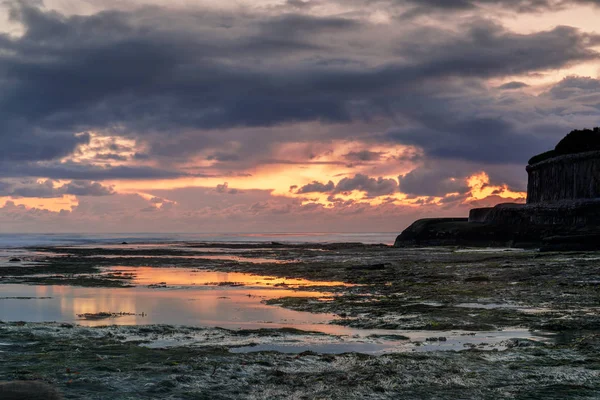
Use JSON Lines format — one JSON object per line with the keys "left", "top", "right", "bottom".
{"left": 0, "top": 0, "right": 599, "bottom": 232}
{"left": 297, "top": 180, "right": 336, "bottom": 194}
{"left": 1, "top": 179, "right": 115, "bottom": 198}
{"left": 0, "top": 2, "right": 598, "bottom": 167}
{"left": 294, "top": 174, "right": 399, "bottom": 197}
{"left": 334, "top": 175, "right": 398, "bottom": 197}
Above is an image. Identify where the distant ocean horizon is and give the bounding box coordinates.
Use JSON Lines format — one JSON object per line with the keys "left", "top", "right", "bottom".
{"left": 0, "top": 232, "right": 398, "bottom": 248}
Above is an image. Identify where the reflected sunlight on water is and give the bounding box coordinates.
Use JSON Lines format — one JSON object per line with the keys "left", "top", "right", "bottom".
{"left": 0, "top": 283, "right": 336, "bottom": 330}
{"left": 88, "top": 254, "right": 293, "bottom": 264}
{"left": 104, "top": 267, "right": 351, "bottom": 288}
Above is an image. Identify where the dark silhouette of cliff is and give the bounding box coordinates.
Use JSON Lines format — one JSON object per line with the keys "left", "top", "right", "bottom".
{"left": 528, "top": 127, "right": 600, "bottom": 165}
{"left": 395, "top": 128, "right": 600, "bottom": 250}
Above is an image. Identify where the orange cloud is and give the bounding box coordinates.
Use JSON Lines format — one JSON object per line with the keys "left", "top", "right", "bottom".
{"left": 466, "top": 172, "right": 526, "bottom": 202}
{"left": 0, "top": 195, "right": 79, "bottom": 212}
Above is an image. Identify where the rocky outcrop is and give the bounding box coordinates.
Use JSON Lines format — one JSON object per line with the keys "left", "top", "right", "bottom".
{"left": 527, "top": 151, "right": 600, "bottom": 204}
{"left": 482, "top": 200, "right": 600, "bottom": 226}
{"left": 394, "top": 218, "right": 468, "bottom": 247}
{"left": 393, "top": 216, "right": 582, "bottom": 248}
{"left": 468, "top": 207, "right": 493, "bottom": 223}
{"left": 0, "top": 381, "right": 62, "bottom": 400}
{"left": 396, "top": 128, "right": 600, "bottom": 249}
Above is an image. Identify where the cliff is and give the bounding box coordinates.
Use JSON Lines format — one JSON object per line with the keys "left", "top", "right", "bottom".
{"left": 527, "top": 151, "right": 600, "bottom": 204}
{"left": 395, "top": 127, "right": 600, "bottom": 250}
{"left": 393, "top": 217, "right": 550, "bottom": 248}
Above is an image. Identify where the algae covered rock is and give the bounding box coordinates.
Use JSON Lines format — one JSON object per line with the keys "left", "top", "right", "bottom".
{"left": 0, "top": 381, "right": 62, "bottom": 400}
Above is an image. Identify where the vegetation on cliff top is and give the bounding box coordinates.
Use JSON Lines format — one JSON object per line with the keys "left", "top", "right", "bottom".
{"left": 528, "top": 127, "right": 600, "bottom": 165}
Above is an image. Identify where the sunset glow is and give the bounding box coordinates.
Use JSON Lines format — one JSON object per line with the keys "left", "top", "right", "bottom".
{"left": 0, "top": 0, "right": 597, "bottom": 232}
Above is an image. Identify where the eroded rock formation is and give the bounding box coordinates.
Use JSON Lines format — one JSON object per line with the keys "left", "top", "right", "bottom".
{"left": 395, "top": 128, "right": 600, "bottom": 249}
{"left": 527, "top": 151, "right": 600, "bottom": 204}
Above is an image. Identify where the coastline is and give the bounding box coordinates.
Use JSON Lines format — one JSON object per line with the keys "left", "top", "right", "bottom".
{"left": 1, "top": 240, "right": 599, "bottom": 398}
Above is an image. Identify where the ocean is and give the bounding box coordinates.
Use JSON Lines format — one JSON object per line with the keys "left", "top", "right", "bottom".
{"left": 0, "top": 232, "right": 397, "bottom": 248}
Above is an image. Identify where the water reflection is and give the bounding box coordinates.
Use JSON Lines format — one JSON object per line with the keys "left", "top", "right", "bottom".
{"left": 89, "top": 254, "right": 292, "bottom": 264}
{"left": 0, "top": 284, "right": 333, "bottom": 329}
{"left": 103, "top": 267, "right": 351, "bottom": 288}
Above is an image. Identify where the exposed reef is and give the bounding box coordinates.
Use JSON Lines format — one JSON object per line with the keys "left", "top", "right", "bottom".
{"left": 396, "top": 128, "right": 600, "bottom": 250}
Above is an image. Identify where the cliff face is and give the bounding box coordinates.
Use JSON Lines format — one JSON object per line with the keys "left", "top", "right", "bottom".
{"left": 395, "top": 133, "right": 600, "bottom": 249}
{"left": 526, "top": 151, "right": 600, "bottom": 204}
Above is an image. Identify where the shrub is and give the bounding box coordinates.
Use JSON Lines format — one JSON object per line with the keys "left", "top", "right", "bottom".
{"left": 528, "top": 150, "right": 556, "bottom": 165}
{"left": 554, "top": 127, "right": 600, "bottom": 155}
{"left": 528, "top": 127, "right": 600, "bottom": 165}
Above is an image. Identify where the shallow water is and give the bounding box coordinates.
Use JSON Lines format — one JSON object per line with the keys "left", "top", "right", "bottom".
{"left": 230, "top": 328, "right": 549, "bottom": 354}
{"left": 83, "top": 254, "right": 293, "bottom": 264}
{"left": 0, "top": 283, "right": 336, "bottom": 329}
{"left": 0, "top": 266, "right": 352, "bottom": 333}
{"left": 0, "top": 275, "right": 552, "bottom": 353}
{"left": 103, "top": 266, "right": 351, "bottom": 288}
{"left": 0, "top": 241, "right": 562, "bottom": 354}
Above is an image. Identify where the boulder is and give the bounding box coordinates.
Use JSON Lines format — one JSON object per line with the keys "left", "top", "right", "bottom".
{"left": 0, "top": 381, "right": 62, "bottom": 400}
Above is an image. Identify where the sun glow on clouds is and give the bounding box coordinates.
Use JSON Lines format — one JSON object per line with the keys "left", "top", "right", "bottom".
{"left": 466, "top": 172, "right": 526, "bottom": 202}
{"left": 5, "top": 0, "right": 589, "bottom": 233}
{"left": 1, "top": 132, "right": 524, "bottom": 215}
{"left": 294, "top": 171, "right": 526, "bottom": 209}
{"left": 67, "top": 133, "right": 140, "bottom": 165}
{"left": 109, "top": 140, "right": 420, "bottom": 191}
{"left": 96, "top": 138, "right": 525, "bottom": 212}
{"left": 0, "top": 195, "right": 79, "bottom": 212}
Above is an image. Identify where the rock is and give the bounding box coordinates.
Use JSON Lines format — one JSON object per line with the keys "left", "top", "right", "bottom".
{"left": 528, "top": 151, "right": 600, "bottom": 204}
{"left": 0, "top": 381, "right": 62, "bottom": 400}
{"left": 345, "top": 263, "right": 387, "bottom": 270}
{"left": 396, "top": 128, "right": 600, "bottom": 250}
{"left": 394, "top": 218, "right": 469, "bottom": 247}
{"left": 121, "top": 241, "right": 128, "bottom": 245}
{"left": 540, "top": 233, "right": 600, "bottom": 252}
{"left": 464, "top": 276, "right": 490, "bottom": 283}
{"left": 9, "top": 258, "right": 21, "bottom": 262}
{"left": 468, "top": 207, "right": 493, "bottom": 223}
{"left": 148, "top": 282, "right": 167, "bottom": 288}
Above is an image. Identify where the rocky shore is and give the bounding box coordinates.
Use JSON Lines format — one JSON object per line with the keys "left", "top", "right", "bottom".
{"left": 2, "top": 242, "right": 600, "bottom": 398}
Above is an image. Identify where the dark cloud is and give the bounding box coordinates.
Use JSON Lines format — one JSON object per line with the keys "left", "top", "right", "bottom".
{"left": 334, "top": 174, "right": 398, "bottom": 197}
{"left": 398, "top": 167, "right": 471, "bottom": 197}
{"left": 216, "top": 182, "right": 241, "bottom": 195}
{"left": 0, "top": 2, "right": 596, "bottom": 173}
{"left": 497, "top": 81, "right": 529, "bottom": 90}
{"left": 295, "top": 175, "right": 399, "bottom": 197}
{"left": 1, "top": 179, "right": 114, "bottom": 198}
{"left": 439, "top": 193, "right": 471, "bottom": 204}
{"left": 0, "top": 161, "right": 192, "bottom": 180}
{"left": 0, "top": 0, "right": 596, "bottom": 197}
{"left": 343, "top": 150, "right": 384, "bottom": 162}
{"left": 94, "top": 153, "right": 129, "bottom": 161}
{"left": 285, "top": 0, "right": 315, "bottom": 9}
{"left": 387, "top": 117, "right": 552, "bottom": 164}
{"left": 0, "top": 130, "right": 90, "bottom": 163}
{"left": 60, "top": 180, "right": 115, "bottom": 196}
{"left": 397, "top": 0, "right": 600, "bottom": 13}
{"left": 545, "top": 76, "right": 600, "bottom": 99}
{"left": 259, "top": 14, "right": 360, "bottom": 37}
{"left": 207, "top": 153, "right": 241, "bottom": 162}
{"left": 297, "top": 180, "right": 335, "bottom": 193}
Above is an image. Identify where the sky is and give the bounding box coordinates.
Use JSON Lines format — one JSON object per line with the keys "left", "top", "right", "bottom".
{"left": 0, "top": 0, "right": 599, "bottom": 233}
